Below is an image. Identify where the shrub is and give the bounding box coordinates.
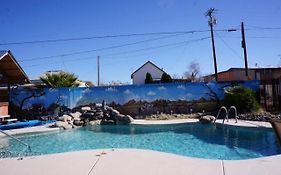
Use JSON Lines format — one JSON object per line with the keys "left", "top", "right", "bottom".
{"left": 145, "top": 73, "right": 153, "bottom": 84}
{"left": 223, "top": 86, "right": 259, "bottom": 113}
{"left": 160, "top": 73, "right": 173, "bottom": 83}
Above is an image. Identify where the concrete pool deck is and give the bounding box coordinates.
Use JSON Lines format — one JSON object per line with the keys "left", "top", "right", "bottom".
{"left": 133, "top": 118, "right": 272, "bottom": 128}
{"left": 0, "top": 119, "right": 279, "bottom": 175}
{"left": 1, "top": 118, "right": 271, "bottom": 138}
{"left": 1, "top": 149, "right": 281, "bottom": 175}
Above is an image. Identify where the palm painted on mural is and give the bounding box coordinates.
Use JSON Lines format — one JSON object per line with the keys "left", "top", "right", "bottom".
{"left": 40, "top": 71, "right": 79, "bottom": 88}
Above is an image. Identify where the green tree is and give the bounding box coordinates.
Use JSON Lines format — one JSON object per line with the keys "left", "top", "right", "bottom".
{"left": 223, "top": 86, "right": 259, "bottom": 113}
{"left": 160, "top": 73, "right": 173, "bottom": 83}
{"left": 40, "top": 71, "right": 80, "bottom": 88}
{"left": 145, "top": 72, "right": 153, "bottom": 84}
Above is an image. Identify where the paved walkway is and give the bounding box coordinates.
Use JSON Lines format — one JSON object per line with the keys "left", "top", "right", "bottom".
{"left": 1, "top": 149, "right": 280, "bottom": 175}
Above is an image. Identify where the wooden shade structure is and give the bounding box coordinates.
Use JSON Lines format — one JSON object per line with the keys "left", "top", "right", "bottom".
{"left": 0, "top": 50, "right": 30, "bottom": 85}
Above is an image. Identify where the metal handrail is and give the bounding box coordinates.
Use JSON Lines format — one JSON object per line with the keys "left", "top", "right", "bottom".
{"left": 214, "top": 106, "right": 227, "bottom": 123}
{"left": 216, "top": 106, "right": 238, "bottom": 124}
{"left": 226, "top": 106, "right": 238, "bottom": 123}
{"left": 0, "top": 129, "right": 31, "bottom": 152}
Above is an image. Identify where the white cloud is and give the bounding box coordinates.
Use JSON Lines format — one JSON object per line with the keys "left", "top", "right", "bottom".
{"left": 105, "top": 87, "right": 117, "bottom": 92}
{"left": 158, "top": 86, "right": 166, "bottom": 91}
{"left": 82, "top": 88, "right": 92, "bottom": 94}
{"left": 123, "top": 89, "right": 132, "bottom": 94}
{"left": 177, "top": 85, "right": 186, "bottom": 90}
{"left": 186, "top": 93, "right": 193, "bottom": 97}
{"left": 49, "top": 88, "right": 58, "bottom": 93}
{"left": 147, "top": 91, "right": 156, "bottom": 96}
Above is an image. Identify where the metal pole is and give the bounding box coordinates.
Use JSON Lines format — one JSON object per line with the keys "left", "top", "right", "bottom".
{"left": 241, "top": 22, "right": 249, "bottom": 78}
{"left": 206, "top": 8, "right": 218, "bottom": 81}
{"left": 210, "top": 21, "right": 218, "bottom": 81}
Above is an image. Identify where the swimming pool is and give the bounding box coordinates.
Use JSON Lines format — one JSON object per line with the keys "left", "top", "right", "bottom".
{"left": 1, "top": 122, "right": 280, "bottom": 160}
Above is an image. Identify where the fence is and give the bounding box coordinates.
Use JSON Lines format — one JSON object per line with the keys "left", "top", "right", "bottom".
{"left": 9, "top": 81, "right": 260, "bottom": 118}
{"left": 260, "top": 79, "right": 281, "bottom": 111}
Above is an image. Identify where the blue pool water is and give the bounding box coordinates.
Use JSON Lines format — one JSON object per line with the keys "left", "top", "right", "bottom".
{"left": 1, "top": 123, "right": 281, "bottom": 160}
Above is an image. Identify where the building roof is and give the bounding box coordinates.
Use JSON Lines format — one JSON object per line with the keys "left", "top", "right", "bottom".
{"left": 0, "top": 50, "right": 30, "bottom": 84}
{"left": 204, "top": 67, "right": 281, "bottom": 78}
{"left": 130, "top": 61, "right": 165, "bottom": 78}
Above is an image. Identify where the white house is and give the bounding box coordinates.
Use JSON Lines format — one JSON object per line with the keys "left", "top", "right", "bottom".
{"left": 131, "top": 61, "right": 166, "bottom": 85}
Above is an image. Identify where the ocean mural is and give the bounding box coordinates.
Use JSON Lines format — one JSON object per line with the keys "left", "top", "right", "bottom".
{"left": 9, "top": 81, "right": 260, "bottom": 119}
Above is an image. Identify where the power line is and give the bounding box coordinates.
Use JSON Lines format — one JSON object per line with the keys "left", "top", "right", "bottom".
{"left": 0, "top": 26, "right": 278, "bottom": 46}
{"left": 218, "top": 36, "right": 281, "bottom": 39}
{"left": 245, "top": 25, "right": 281, "bottom": 30}
{"left": 215, "top": 31, "right": 243, "bottom": 59}
{"left": 101, "top": 37, "right": 210, "bottom": 57}
{"left": 0, "top": 30, "right": 204, "bottom": 46}
{"left": 19, "top": 33, "right": 184, "bottom": 62}
{"left": 0, "top": 28, "right": 237, "bottom": 46}
{"left": 24, "top": 37, "right": 210, "bottom": 68}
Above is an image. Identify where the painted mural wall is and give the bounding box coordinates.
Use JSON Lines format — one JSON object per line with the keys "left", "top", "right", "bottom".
{"left": 9, "top": 81, "right": 260, "bottom": 119}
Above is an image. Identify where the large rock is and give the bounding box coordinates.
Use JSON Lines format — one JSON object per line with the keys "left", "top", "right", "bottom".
{"left": 70, "top": 112, "right": 82, "bottom": 119}
{"left": 54, "top": 121, "right": 73, "bottom": 129}
{"left": 58, "top": 114, "right": 72, "bottom": 122}
{"left": 100, "top": 120, "right": 115, "bottom": 125}
{"left": 81, "top": 112, "right": 96, "bottom": 120}
{"left": 73, "top": 120, "right": 84, "bottom": 126}
{"left": 116, "top": 115, "right": 134, "bottom": 125}
{"left": 199, "top": 115, "right": 216, "bottom": 124}
{"left": 81, "top": 106, "right": 91, "bottom": 111}
{"left": 73, "top": 117, "right": 81, "bottom": 122}
{"left": 106, "top": 106, "right": 113, "bottom": 111}
{"left": 89, "top": 120, "right": 101, "bottom": 125}
{"left": 108, "top": 108, "right": 120, "bottom": 116}
{"left": 63, "top": 124, "right": 73, "bottom": 129}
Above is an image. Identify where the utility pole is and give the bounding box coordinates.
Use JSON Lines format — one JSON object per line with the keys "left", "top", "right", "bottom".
{"left": 97, "top": 56, "right": 100, "bottom": 86}
{"left": 206, "top": 8, "right": 218, "bottom": 81}
{"left": 241, "top": 22, "right": 249, "bottom": 78}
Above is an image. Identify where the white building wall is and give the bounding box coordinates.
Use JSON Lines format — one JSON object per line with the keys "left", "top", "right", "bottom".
{"left": 132, "top": 63, "right": 164, "bottom": 85}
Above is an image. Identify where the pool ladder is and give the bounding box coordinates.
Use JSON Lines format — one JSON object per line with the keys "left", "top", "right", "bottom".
{"left": 213, "top": 106, "right": 238, "bottom": 124}
{"left": 0, "top": 129, "right": 32, "bottom": 159}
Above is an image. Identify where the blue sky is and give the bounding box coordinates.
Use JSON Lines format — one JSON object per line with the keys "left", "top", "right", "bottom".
{"left": 0, "top": 0, "right": 281, "bottom": 84}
